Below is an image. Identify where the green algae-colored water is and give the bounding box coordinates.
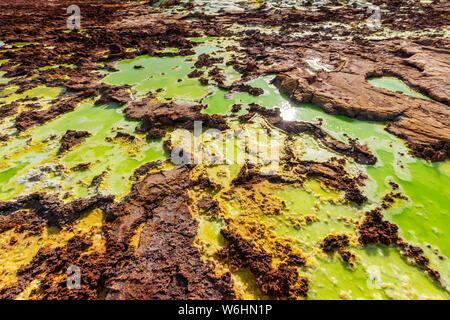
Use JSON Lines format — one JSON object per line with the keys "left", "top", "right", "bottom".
{"left": 0, "top": 38, "right": 449, "bottom": 299}
{"left": 368, "top": 76, "right": 431, "bottom": 100}
{"left": 0, "top": 101, "right": 165, "bottom": 200}
{"left": 101, "top": 38, "right": 241, "bottom": 105}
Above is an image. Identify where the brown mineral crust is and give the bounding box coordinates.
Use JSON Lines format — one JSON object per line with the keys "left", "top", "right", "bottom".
{"left": 63, "top": 73, "right": 103, "bottom": 95}
{"left": 0, "top": 235, "right": 105, "bottom": 300}
{"left": 358, "top": 206, "right": 443, "bottom": 285}
{"left": 124, "top": 98, "right": 229, "bottom": 133}
{"left": 38, "top": 250, "right": 106, "bottom": 300}
{"left": 194, "top": 53, "right": 224, "bottom": 68}
{"left": 285, "top": 252, "right": 307, "bottom": 267}
{"left": 71, "top": 162, "right": 91, "bottom": 171}
{"left": 192, "top": 175, "right": 223, "bottom": 191}
{"left": 59, "top": 130, "right": 92, "bottom": 153}
{"left": 231, "top": 104, "right": 242, "bottom": 113}
{"left": 0, "top": 0, "right": 448, "bottom": 134}
{"left": 399, "top": 243, "right": 428, "bottom": 267}
{"left": 0, "top": 2, "right": 203, "bottom": 128}
{"left": 146, "top": 127, "right": 166, "bottom": 139}
{"left": 231, "top": 163, "right": 295, "bottom": 189}
{"left": 339, "top": 250, "right": 356, "bottom": 264}
{"left": 395, "top": 239, "right": 443, "bottom": 284}
{"left": 321, "top": 234, "right": 350, "bottom": 253}
{"left": 245, "top": 103, "right": 377, "bottom": 165}
{"left": 1, "top": 166, "right": 237, "bottom": 300}
{"left": 342, "top": 188, "right": 367, "bottom": 206}
{"left": 231, "top": 161, "right": 368, "bottom": 205}
{"left": 406, "top": 141, "right": 450, "bottom": 162}
{"left": 369, "top": 1, "right": 449, "bottom": 31}
{"left": 159, "top": 0, "right": 182, "bottom": 9}
{"left": 199, "top": 77, "right": 209, "bottom": 85}
{"left": 0, "top": 193, "right": 114, "bottom": 231}
{"left": 381, "top": 192, "right": 409, "bottom": 208}
{"left": 197, "top": 195, "right": 220, "bottom": 215}
{"left": 112, "top": 131, "right": 136, "bottom": 142}
{"left": 15, "top": 98, "right": 80, "bottom": 132}
{"left": 295, "top": 160, "right": 368, "bottom": 205}
{"left": 217, "top": 228, "right": 309, "bottom": 299}
{"left": 301, "top": 155, "right": 366, "bottom": 201}
{"left": 103, "top": 166, "right": 236, "bottom": 300}
{"left": 208, "top": 67, "right": 227, "bottom": 87}
{"left": 358, "top": 208, "right": 399, "bottom": 246}
{"left": 90, "top": 171, "right": 108, "bottom": 188}
{"left": 187, "top": 69, "right": 204, "bottom": 78}
{"left": 389, "top": 44, "right": 450, "bottom": 105}
{"left": 188, "top": 2, "right": 448, "bottom": 37}
{"left": 271, "top": 42, "right": 450, "bottom": 161}
{"left": 277, "top": 242, "right": 307, "bottom": 267}
{"left": 95, "top": 85, "right": 131, "bottom": 106}
{"left": 0, "top": 0, "right": 449, "bottom": 299}
{"left": 131, "top": 160, "right": 164, "bottom": 180}
{"left": 389, "top": 181, "right": 400, "bottom": 190}
{"left": 0, "top": 102, "right": 18, "bottom": 119}
{"left": 321, "top": 234, "right": 355, "bottom": 265}
{"left": 230, "top": 83, "right": 265, "bottom": 96}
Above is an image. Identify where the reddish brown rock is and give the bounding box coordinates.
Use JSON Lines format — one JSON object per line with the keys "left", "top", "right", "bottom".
{"left": 104, "top": 166, "right": 236, "bottom": 300}
{"left": 272, "top": 43, "right": 450, "bottom": 161}
{"left": 124, "top": 98, "right": 229, "bottom": 134}
{"left": 0, "top": 193, "right": 114, "bottom": 232}
{"left": 244, "top": 104, "right": 377, "bottom": 165}
{"left": 217, "top": 228, "right": 309, "bottom": 299}
{"left": 59, "top": 130, "right": 92, "bottom": 153}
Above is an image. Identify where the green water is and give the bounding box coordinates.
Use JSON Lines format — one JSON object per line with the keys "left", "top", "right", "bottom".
{"left": 0, "top": 102, "right": 166, "bottom": 200}
{"left": 368, "top": 76, "right": 431, "bottom": 100}
{"left": 0, "top": 85, "right": 63, "bottom": 105}
{"left": 0, "top": 38, "right": 448, "bottom": 299}
{"left": 101, "top": 39, "right": 241, "bottom": 104}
